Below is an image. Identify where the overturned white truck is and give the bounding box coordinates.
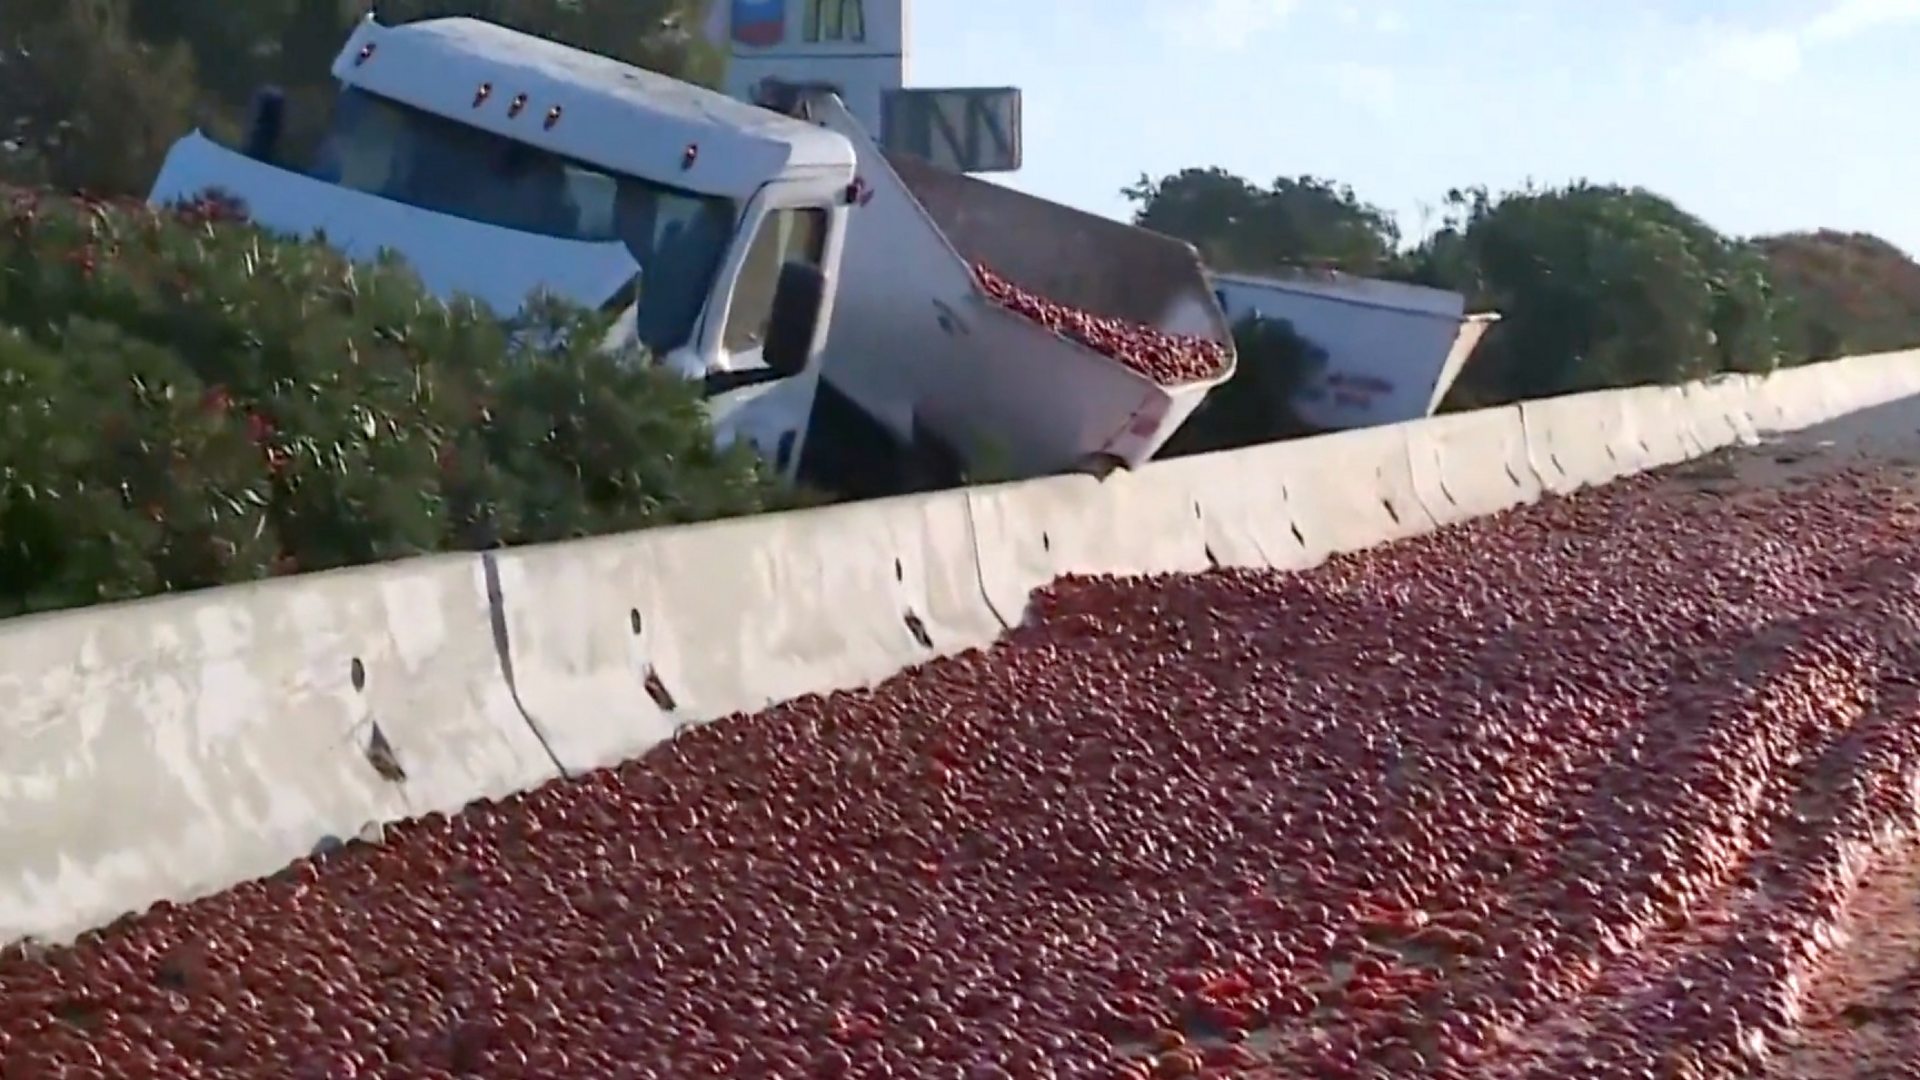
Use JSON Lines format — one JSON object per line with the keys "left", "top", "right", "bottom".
{"left": 1211, "top": 272, "right": 1502, "bottom": 432}
{"left": 148, "top": 16, "right": 1235, "bottom": 496}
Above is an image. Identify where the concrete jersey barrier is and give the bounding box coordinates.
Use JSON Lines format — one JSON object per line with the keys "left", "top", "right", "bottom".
{"left": 0, "top": 553, "right": 557, "bottom": 946}
{"left": 4, "top": 349, "right": 1919, "bottom": 945}
{"left": 1403, "top": 406, "right": 1541, "bottom": 526}
{"left": 486, "top": 495, "right": 1003, "bottom": 776}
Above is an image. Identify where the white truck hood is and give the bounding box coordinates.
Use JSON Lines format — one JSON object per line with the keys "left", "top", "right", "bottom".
{"left": 149, "top": 133, "right": 636, "bottom": 315}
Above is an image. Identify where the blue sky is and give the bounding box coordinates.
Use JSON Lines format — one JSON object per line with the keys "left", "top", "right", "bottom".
{"left": 904, "top": 0, "right": 1920, "bottom": 252}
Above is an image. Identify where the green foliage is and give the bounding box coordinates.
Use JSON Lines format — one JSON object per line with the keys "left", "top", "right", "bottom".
{"left": 0, "top": 187, "right": 782, "bottom": 616}
{"left": 0, "top": 319, "right": 279, "bottom": 610}
{"left": 0, "top": 0, "right": 203, "bottom": 194}
{"left": 4, "top": 0, "right": 717, "bottom": 197}
{"left": 478, "top": 297, "right": 787, "bottom": 537}
{"left": 1123, "top": 168, "right": 1401, "bottom": 276}
{"left": 1753, "top": 230, "right": 1920, "bottom": 363}
{"left": 1398, "top": 184, "right": 1787, "bottom": 409}
{"left": 1122, "top": 170, "right": 1809, "bottom": 408}
{"left": 8, "top": 0, "right": 1918, "bottom": 621}
{"left": 1159, "top": 315, "right": 1327, "bottom": 457}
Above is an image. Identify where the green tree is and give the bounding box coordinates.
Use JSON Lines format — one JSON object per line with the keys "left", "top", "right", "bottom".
{"left": 1752, "top": 230, "right": 1920, "bottom": 363}
{"left": 124, "top": 0, "right": 717, "bottom": 102}
{"left": 5, "top": 0, "right": 722, "bottom": 196}
{"left": 0, "top": 0, "right": 201, "bottom": 194}
{"left": 1401, "top": 183, "right": 1786, "bottom": 408}
{"left": 1121, "top": 167, "right": 1401, "bottom": 276}
{"left": 126, "top": 0, "right": 312, "bottom": 109}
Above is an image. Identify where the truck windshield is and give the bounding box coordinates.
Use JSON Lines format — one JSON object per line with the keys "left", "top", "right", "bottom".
{"left": 309, "top": 87, "right": 734, "bottom": 352}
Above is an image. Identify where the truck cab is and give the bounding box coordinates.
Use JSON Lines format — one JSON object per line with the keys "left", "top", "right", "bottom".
{"left": 148, "top": 15, "right": 859, "bottom": 479}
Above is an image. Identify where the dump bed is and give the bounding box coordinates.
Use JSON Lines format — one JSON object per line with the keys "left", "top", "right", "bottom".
{"left": 888, "top": 153, "right": 1230, "bottom": 339}
{"left": 806, "top": 94, "right": 1234, "bottom": 476}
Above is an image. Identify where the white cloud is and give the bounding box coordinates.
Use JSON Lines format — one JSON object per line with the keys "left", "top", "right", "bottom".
{"left": 1170, "top": 0, "right": 1300, "bottom": 50}
{"left": 1703, "top": 0, "right": 1920, "bottom": 81}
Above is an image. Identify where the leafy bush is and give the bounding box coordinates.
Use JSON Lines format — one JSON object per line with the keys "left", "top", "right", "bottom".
{"left": 1123, "top": 170, "right": 1815, "bottom": 411}
{"left": 0, "top": 186, "right": 784, "bottom": 616}
{"left": 1754, "top": 230, "right": 1920, "bottom": 363}
{"left": 1400, "top": 184, "right": 1787, "bottom": 409}
{"left": 0, "top": 0, "right": 203, "bottom": 194}
{"left": 1123, "top": 168, "right": 1402, "bottom": 277}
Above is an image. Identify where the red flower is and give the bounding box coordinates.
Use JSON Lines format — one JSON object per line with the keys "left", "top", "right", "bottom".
{"left": 245, "top": 412, "right": 274, "bottom": 445}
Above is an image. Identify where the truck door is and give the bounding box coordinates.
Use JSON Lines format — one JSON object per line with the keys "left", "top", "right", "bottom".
{"left": 717, "top": 205, "right": 830, "bottom": 364}
{"left": 701, "top": 194, "right": 838, "bottom": 475}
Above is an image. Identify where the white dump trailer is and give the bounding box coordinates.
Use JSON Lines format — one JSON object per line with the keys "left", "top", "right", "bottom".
{"left": 1211, "top": 271, "right": 1500, "bottom": 430}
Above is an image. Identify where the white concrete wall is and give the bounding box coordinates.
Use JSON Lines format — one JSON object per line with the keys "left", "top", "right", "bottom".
{"left": 6, "top": 350, "right": 1920, "bottom": 946}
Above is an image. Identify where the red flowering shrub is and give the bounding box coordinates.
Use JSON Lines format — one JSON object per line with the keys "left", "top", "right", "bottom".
{"left": 0, "top": 185, "right": 783, "bottom": 616}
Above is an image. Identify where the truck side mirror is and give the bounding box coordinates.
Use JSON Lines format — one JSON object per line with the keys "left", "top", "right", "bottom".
{"left": 243, "top": 86, "right": 286, "bottom": 163}
{"left": 763, "top": 260, "right": 825, "bottom": 377}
